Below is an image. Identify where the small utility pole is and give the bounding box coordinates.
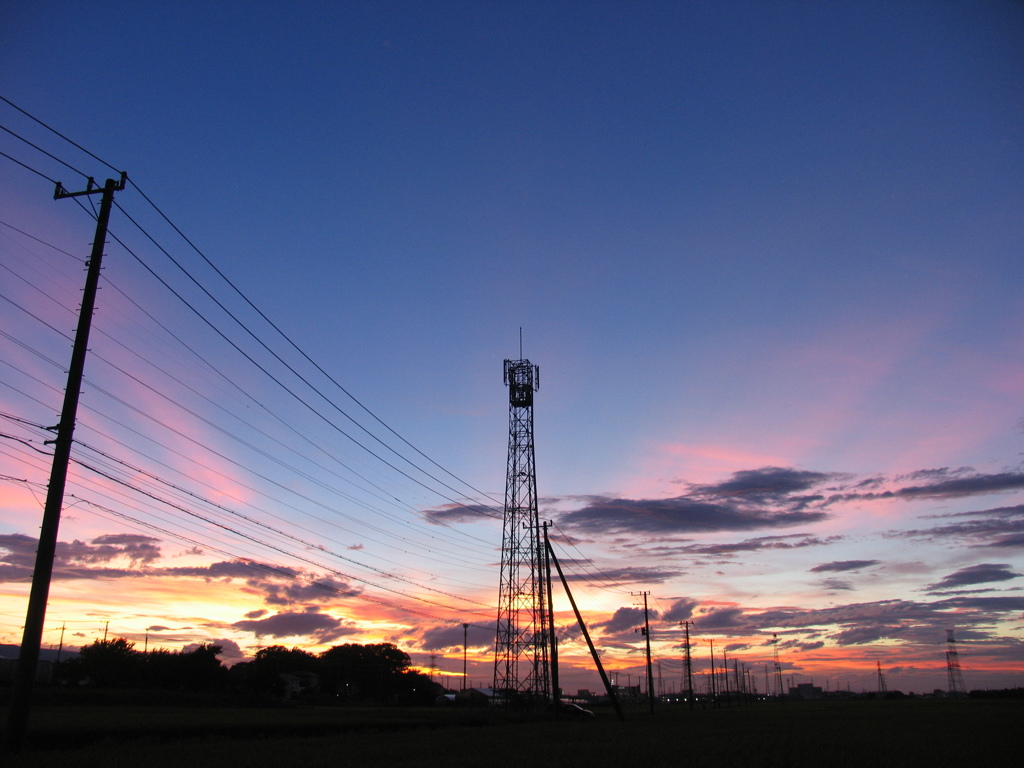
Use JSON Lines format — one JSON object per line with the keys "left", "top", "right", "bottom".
{"left": 6, "top": 173, "right": 127, "bottom": 753}
{"left": 542, "top": 522, "right": 559, "bottom": 705}
{"left": 722, "top": 647, "right": 729, "bottom": 706}
{"left": 709, "top": 639, "right": 717, "bottom": 706}
{"left": 682, "top": 620, "right": 694, "bottom": 710}
{"left": 632, "top": 591, "right": 655, "bottom": 714}
{"left": 462, "top": 623, "right": 469, "bottom": 691}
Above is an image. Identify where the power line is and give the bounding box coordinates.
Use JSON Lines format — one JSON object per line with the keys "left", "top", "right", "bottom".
{"left": 0, "top": 149, "right": 59, "bottom": 184}
{"left": 105, "top": 216, "right": 495, "bottom": 519}
{"left": 0, "top": 123, "right": 91, "bottom": 180}
{"left": 130, "top": 179, "right": 504, "bottom": 511}
{"left": 0, "top": 218, "right": 80, "bottom": 259}
{"left": 0, "top": 95, "right": 123, "bottom": 175}
{"left": 0, "top": 100, "right": 509, "bottom": 655}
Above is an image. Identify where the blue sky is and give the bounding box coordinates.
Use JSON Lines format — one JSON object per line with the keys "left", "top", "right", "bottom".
{"left": 1, "top": 1, "right": 1023, "bottom": 693}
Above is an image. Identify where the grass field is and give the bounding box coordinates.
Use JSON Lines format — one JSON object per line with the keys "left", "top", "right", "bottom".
{"left": 2, "top": 698, "right": 1019, "bottom": 767}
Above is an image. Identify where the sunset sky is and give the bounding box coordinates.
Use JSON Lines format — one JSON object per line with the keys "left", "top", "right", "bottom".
{"left": 1, "top": 1, "right": 1023, "bottom": 695}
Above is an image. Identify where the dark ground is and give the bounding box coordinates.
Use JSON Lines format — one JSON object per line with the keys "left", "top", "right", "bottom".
{"left": 2, "top": 697, "right": 1018, "bottom": 767}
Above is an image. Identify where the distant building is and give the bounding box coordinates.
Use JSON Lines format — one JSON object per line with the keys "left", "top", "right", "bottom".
{"left": 278, "top": 671, "right": 319, "bottom": 700}
{"left": 788, "top": 682, "right": 823, "bottom": 700}
{"left": 455, "top": 686, "right": 498, "bottom": 707}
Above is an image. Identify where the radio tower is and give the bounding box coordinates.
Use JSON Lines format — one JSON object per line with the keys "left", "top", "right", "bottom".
{"left": 945, "top": 629, "right": 967, "bottom": 697}
{"left": 876, "top": 660, "right": 888, "bottom": 696}
{"left": 493, "top": 355, "right": 551, "bottom": 705}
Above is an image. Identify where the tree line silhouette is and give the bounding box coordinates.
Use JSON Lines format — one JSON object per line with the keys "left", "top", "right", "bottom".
{"left": 53, "top": 638, "right": 440, "bottom": 705}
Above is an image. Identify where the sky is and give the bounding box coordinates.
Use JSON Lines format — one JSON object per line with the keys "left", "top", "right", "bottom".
{"left": 1, "top": 1, "right": 1022, "bottom": 696}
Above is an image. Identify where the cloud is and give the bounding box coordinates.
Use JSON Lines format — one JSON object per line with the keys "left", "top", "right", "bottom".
{"left": 417, "top": 623, "right": 492, "bottom": 651}
{"left": 927, "top": 563, "right": 1022, "bottom": 592}
{"left": 0, "top": 532, "right": 163, "bottom": 581}
{"left": 891, "top": 505, "right": 1024, "bottom": 548}
{"left": 829, "top": 472, "right": 1024, "bottom": 505}
{"left": 557, "top": 497, "right": 827, "bottom": 535}
{"left": 555, "top": 467, "right": 843, "bottom": 535}
{"left": 183, "top": 638, "right": 246, "bottom": 665}
{"left": 736, "top": 593, "right": 1024, "bottom": 649}
{"left": 694, "top": 606, "right": 750, "bottom": 630}
{"left": 986, "top": 533, "right": 1024, "bottom": 548}
{"left": 810, "top": 560, "right": 881, "bottom": 573}
{"left": 831, "top": 624, "right": 894, "bottom": 645}
{"left": 676, "top": 534, "right": 839, "bottom": 556}
{"left": 597, "top": 607, "right": 648, "bottom": 634}
{"left": 167, "top": 561, "right": 281, "bottom": 581}
{"left": 938, "top": 595, "right": 1024, "bottom": 612}
{"left": 690, "top": 467, "right": 842, "bottom": 502}
{"left": 67, "top": 534, "right": 163, "bottom": 566}
{"left": 260, "top": 577, "right": 360, "bottom": 606}
{"left": 661, "top": 598, "right": 699, "bottom": 622}
{"left": 232, "top": 609, "right": 357, "bottom": 644}
{"left": 422, "top": 503, "right": 501, "bottom": 525}
{"left": 560, "top": 565, "right": 683, "bottom": 585}
{"left": 820, "top": 579, "right": 854, "bottom": 591}
{"left": 895, "top": 472, "right": 1024, "bottom": 499}
{"left": 796, "top": 640, "right": 825, "bottom": 651}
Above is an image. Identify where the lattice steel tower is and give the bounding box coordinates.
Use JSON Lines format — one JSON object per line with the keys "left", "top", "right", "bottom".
{"left": 493, "top": 357, "right": 551, "bottom": 703}
{"left": 946, "top": 629, "right": 967, "bottom": 697}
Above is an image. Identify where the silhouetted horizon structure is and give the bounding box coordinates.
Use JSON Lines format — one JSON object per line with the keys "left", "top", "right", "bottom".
{"left": 493, "top": 357, "right": 550, "bottom": 704}
{"left": 946, "top": 629, "right": 967, "bottom": 697}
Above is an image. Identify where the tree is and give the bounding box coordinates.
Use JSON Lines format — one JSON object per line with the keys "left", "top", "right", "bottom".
{"left": 319, "top": 643, "right": 412, "bottom": 701}
{"left": 229, "top": 645, "right": 319, "bottom": 697}
{"left": 65, "top": 637, "right": 141, "bottom": 687}
{"left": 174, "top": 643, "right": 225, "bottom": 691}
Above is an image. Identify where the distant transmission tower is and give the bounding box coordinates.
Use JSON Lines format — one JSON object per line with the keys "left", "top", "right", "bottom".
{"left": 772, "top": 633, "right": 784, "bottom": 697}
{"left": 945, "top": 629, "right": 967, "bottom": 697}
{"left": 493, "top": 356, "right": 550, "bottom": 704}
{"left": 876, "top": 660, "right": 888, "bottom": 696}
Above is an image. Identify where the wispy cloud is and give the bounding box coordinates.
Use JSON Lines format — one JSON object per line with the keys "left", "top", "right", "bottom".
{"left": 689, "top": 467, "right": 843, "bottom": 503}
{"left": 417, "top": 623, "right": 492, "bottom": 651}
{"left": 675, "top": 534, "right": 839, "bottom": 556}
{"left": 421, "top": 503, "right": 501, "bottom": 525}
{"left": 0, "top": 532, "right": 162, "bottom": 581}
{"left": 810, "top": 560, "right": 881, "bottom": 573}
{"left": 559, "top": 565, "right": 682, "bottom": 585}
{"left": 820, "top": 578, "right": 854, "bottom": 592}
{"left": 927, "top": 563, "right": 1022, "bottom": 592}
{"left": 828, "top": 471, "right": 1024, "bottom": 505}
{"left": 891, "top": 505, "right": 1024, "bottom": 548}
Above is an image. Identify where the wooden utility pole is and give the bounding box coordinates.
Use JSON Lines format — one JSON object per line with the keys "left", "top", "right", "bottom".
{"left": 682, "top": 620, "right": 694, "bottom": 710}
{"left": 462, "top": 623, "right": 469, "bottom": 691}
{"left": 709, "top": 639, "right": 717, "bottom": 705}
{"left": 6, "top": 173, "right": 126, "bottom": 752}
{"left": 542, "top": 523, "right": 559, "bottom": 705}
{"left": 632, "top": 591, "right": 655, "bottom": 714}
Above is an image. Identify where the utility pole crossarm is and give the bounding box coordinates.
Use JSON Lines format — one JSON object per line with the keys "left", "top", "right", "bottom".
{"left": 54, "top": 171, "right": 126, "bottom": 199}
